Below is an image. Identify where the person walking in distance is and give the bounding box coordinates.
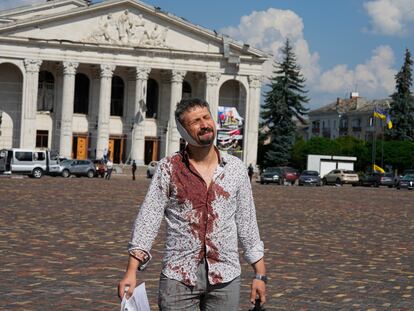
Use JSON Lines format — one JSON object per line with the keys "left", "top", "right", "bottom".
{"left": 105, "top": 159, "right": 113, "bottom": 180}
{"left": 248, "top": 163, "right": 254, "bottom": 182}
{"left": 131, "top": 160, "right": 137, "bottom": 181}
{"left": 118, "top": 98, "right": 266, "bottom": 310}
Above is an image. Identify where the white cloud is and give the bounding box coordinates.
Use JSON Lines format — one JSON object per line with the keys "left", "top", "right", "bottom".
{"left": 363, "top": 0, "right": 414, "bottom": 35}
{"left": 0, "top": 0, "right": 43, "bottom": 10}
{"left": 316, "top": 45, "right": 396, "bottom": 98}
{"left": 220, "top": 8, "right": 320, "bottom": 83}
{"left": 220, "top": 8, "right": 397, "bottom": 108}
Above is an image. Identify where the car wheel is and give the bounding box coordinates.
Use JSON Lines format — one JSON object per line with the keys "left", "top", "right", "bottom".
{"left": 87, "top": 170, "right": 94, "bottom": 178}
{"left": 322, "top": 178, "right": 327, "bottom": 185}
{"left": 62, "top": 169, "right": 70, "bottom": 178}
{"left": 374, "top": 182, "right": 379, "bottom": 187}
{"left": 336, "top": 178, "right": 342, "bottom": 185}
{"left": 32, "top": 168, "right": 43, "bottom": 179}
{"left": 388, "top": 185, "right": 393, "bottom": 188}
{"left": 260, "top": 180, "right": 264, "bottom": 185}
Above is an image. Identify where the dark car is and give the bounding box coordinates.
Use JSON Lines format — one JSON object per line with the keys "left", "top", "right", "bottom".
{"left": 259, "top": 167, "right": 281, "bottom": 184}
{"left": 93, "top": 159, "right": 106, "bottom": 178}
{"left": 61, "top": 159, "right": 96, "bottom": 178}
{"left": 298, "top": 170, "right": 321, "bottom": 186}
{"left": 396, "top": 174, "right": 414, "bottom": 190}
{"left": 358, "top": 172, "right": 383, "bottom": 187}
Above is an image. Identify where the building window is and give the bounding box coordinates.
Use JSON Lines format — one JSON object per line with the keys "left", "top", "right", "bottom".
{"left": 111, "top": 76, "right": 124, "bottom": 117}
{"left": 36, "top": 130, "right": 48, "bottom": 148}
{"left": 146, "top": 78, "right": 158, "bottom": 119}
{"left": 74, "top": 73, "right": 90, "bottom": 114}
{"left": 352, "top": 118, "right": 361, "bottom": 131}
{"left": 312, "top": 121, "right": 320, "bottom": 134}
{"left": 182, "top": 80, "right": 192, "bottom": 99}
{"left": 37, "top": 71, "right": 54, "bottom": 111}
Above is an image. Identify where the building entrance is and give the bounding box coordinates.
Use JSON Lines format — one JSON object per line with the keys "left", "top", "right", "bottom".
{"left": 109, "top": 135, "right": 126, "bottom": 164}
{"left": 144, "top": 137, "right": 159, "bottom": 164}
{"left": 72, "top": 134, "right": 88, "bottom": 160}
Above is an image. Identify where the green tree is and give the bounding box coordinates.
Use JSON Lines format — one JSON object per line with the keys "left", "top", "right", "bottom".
{"left": 260, "top": 39, "right": 309, "bottom": 167}
{"left": 387, "top": 48, "right": 414, "bottom": 141}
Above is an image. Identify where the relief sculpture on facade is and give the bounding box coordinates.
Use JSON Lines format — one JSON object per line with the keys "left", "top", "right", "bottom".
{"left": 86, "top": 10, "right": 169, "bottom": 47}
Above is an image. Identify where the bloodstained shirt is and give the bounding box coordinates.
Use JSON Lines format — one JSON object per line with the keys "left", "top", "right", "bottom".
{"left": 128, "top": 148, "right": 264, "bottom": 286}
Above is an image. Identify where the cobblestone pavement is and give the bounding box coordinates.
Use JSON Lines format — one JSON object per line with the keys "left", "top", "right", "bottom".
{"left": 0, "top": 175, "right": 413, "bottom": 310}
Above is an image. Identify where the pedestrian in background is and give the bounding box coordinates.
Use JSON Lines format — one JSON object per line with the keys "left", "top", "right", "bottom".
{"left": 248, "top": 163, "right": 254, "bottom": 182}
{"left": 131, "top": 160, "right": 137, "bottom": 180}
{"left": 105, "top": 160, "right": 113, "bottom": 180}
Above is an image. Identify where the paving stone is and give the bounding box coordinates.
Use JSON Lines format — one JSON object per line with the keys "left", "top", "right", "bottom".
{"left": 0, "top": 176, "right": 413, "bottom": 310}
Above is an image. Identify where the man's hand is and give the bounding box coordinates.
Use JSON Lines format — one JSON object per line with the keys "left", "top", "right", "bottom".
{"left": 250, "top": 278, "right": 266, "bottom": 306}
{"left": 118, "top": 270, "right": 137, "bottom": 300}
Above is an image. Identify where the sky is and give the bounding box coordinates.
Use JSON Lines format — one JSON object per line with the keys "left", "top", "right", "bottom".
{"left": 1, "top": 0, "right": 414, "bottom": 109}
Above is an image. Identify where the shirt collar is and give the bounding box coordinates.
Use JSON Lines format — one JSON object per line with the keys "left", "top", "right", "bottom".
{"left": 180, "top": 145, "right": 227, "bottom": 168}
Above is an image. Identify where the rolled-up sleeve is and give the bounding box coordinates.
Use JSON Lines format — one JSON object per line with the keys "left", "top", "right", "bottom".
{"left": 128, "top": 159, "right": 170, "bottom": 269}
{"left": 235, "top": 167, "right": 264, "bottom": 264}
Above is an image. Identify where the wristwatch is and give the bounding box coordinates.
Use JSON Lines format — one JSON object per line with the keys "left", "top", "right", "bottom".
{"left": 254, "top": 274, "right": 268, "bottom": 284}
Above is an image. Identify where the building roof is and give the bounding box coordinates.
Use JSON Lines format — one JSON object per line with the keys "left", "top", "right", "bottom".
{"left": 309, "top": 97, "right": 392, "bottom": 116}
{"left": 0, "top": 0, "right": 269, "bottom": 61}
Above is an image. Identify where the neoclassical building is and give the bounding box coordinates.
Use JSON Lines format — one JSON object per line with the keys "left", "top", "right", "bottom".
{"left": 0, "top": 0, "right": 267, "bottom": 165}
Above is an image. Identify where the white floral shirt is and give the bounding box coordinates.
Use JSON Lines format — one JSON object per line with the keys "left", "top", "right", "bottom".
{"left": 128, "top": 148, "right": 264, "bottom": 286}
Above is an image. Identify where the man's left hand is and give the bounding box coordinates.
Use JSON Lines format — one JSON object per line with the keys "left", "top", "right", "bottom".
{"left": 250, "top": 278, "right": 266, "bottom": 306}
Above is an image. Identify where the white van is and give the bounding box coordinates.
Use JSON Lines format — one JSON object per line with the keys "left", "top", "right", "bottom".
{"left": 0, "top": 148, "right": 61, "bottom": 178}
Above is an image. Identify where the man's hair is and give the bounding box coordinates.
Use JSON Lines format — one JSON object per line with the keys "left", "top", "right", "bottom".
{"left": 175, "top": 98, "right": 210, "bottom": 123}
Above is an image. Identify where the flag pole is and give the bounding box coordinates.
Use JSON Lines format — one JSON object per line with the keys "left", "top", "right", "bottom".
{"left": 372, "top": 108, "right": 377, "bottom": 171}
{"left": 381, "top": 119, "right": 384, "bottom": 169}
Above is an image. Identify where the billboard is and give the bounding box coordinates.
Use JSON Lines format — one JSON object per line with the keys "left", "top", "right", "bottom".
{"left": 217, "top": 106, "right": 243, "bottom": 159}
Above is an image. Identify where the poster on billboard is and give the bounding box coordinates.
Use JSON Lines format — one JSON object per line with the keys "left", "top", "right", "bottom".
{"left": 217, "top": 106, "right": 243, "bottom": 159}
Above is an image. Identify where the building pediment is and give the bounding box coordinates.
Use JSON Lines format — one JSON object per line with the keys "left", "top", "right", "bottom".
{"left": 0, "top": 0, "right": 267, "bottom": 59}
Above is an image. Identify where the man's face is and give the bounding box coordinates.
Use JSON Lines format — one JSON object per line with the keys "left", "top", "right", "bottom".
{"left": 181, "top": 106, "right": 216, "bottom": 146}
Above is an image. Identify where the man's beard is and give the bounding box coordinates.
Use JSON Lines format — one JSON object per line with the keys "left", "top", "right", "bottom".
{"left": 198, "top": 128, "right": 215, "bottom": 145}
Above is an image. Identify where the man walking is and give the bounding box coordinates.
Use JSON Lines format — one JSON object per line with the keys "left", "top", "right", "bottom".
{"left": 131, "top": 160, "right": 137, "bottom": 181}
{"left": 105, "top": 159, "right": 113, "bottom": 180}
{"left": 118, "top": 98, "right": 266, "bottom": 310}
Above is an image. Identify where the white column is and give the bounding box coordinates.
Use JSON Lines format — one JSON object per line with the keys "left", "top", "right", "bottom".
{"left": 96, "top": 64, "right": 115, "bottom": 159}
{"left": 167, "top": 70, "right": 186, "bottom": 156}
{"left": 131, "top": 66, "right": 151, "bottom": 165}
{"left": 21, "top": 59, "right": 42, "bottom": 149}
{"left": 205, "top": 72, "right": 221, "bottom": 122}
{"left": 59, "top": 61, "right": 78, "bottom": 158}
{"left": 245, "top": 75, "right": 262, "bottom": 166}
{"left": 158, "top": 71, "right": 171, "bottom": 159}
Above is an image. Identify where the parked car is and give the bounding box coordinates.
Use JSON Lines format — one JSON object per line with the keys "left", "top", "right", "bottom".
{"left": 0, "top": 148, "right": 61, "bottom": 178}
{"left": 358, "top": 172, "right": 383, "bottom": 187}
{"left": 61, "top": 159, "right": 96, "bottom": 178}
{"left": 298, "top": 170, "right": 321, "bottom": 186}
{"left": 147, "top": 160, "right": 158, "bottom": 178}
{"left": 259, "top": 167, "right": 281, "bottom": 184}
{"left": 277, "top": 166, "right": 300, "bottom": 185}
{"left": 393, "top": 169, "right": 414, "bottom": 186}
{"left": 322, "top": 169, "right": 359, "bottom": 185}
{"left": 396, "top": 174, "right": 414, "bottom": 190}
{"left": 380, "top": 172, "right": 395, "bottom": 188}
{"left": 93, "top": 159, "right": 106, "bottom": 178}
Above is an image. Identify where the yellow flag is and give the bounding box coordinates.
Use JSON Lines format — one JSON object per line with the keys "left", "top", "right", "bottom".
{"left": 373, "top": 164, "right": 385, "bottom": 173}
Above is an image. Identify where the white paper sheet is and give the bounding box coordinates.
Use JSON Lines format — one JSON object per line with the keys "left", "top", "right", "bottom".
{"left": 120, "top": 282, "right": 151, "bottom": 311}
